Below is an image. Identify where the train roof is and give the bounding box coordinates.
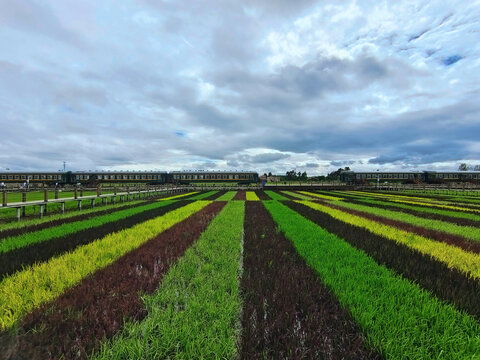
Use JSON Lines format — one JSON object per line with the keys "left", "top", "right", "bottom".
{"left": 0, "top": 171, "right": 64, "bottom": 174}
{"left": 342, "top": 170, "right": 480, "bottom": 174}
{"left": 170, "top": 170, "right": 258, "bottom": 174}
{"left": 73, "top": 170, "right": 167, "bottom": 174}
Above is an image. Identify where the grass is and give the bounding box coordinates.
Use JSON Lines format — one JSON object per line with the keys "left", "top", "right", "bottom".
{"left": 0, "top": 201, "right": 210, "bottom": 331}
{"left": 2, "top": 190, "right": 114, "bottom": 203}
{"left": 94, "top": 201, "right": 245, "bottom": 359}
{"left": 0, "top": 200, "right": 145, "bottom": 233}
{"left": 264, "top": 200, "right": 480, "bottom": 359}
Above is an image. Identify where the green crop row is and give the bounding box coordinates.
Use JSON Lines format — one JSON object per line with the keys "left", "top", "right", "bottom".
{"left": 0, "top": 201, "right": 176, "bottom": 254}
{"left": 0, "top": 200, "right": 145, "bottom": 233}
{"left": 216, "top": 191, "right": 237, "bottom": 201}
{"left": 329, "top": 200, "right": 480, "bottom": 242}
{"left": 264, "top": 200, "right": 480, "bottom": 359}
{"left": 299, "top": 201, "right": 480, "bottom": 280}
{"left": 264, "top": 190, "right": 288, "bottom": 201}
{"left": 0, "top": 201, "right": 210, "bottom": 331}
{"left": 94, "top": 201, "right": 245, "bottom": 359}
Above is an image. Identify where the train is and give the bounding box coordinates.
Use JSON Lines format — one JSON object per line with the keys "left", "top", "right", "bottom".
{"left": 0, "top": 170, "right": 259, "bottom": 187}
{"left": 339, "top": 170, "right": 480, "bottom": 184}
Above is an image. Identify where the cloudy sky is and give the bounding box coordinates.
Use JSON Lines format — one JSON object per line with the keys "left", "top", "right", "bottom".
{"left": 1, "top": 0, "right": 479, "bottom": 175}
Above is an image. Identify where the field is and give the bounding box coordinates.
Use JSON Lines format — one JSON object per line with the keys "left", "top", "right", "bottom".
{"left": 0, "top": 189, "right": 480, "bottom": 359}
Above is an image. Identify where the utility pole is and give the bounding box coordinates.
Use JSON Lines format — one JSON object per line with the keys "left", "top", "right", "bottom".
{"left": 63, "top": 161, "right": 66, "bottom": 172}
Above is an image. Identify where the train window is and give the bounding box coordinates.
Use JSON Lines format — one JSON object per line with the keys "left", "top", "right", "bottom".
{"left": 235, "top": 175, "right": 239, "bottom": 179}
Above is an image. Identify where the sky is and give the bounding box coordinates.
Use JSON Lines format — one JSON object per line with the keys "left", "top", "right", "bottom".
{"left": 0, "top": 0, "right": 479, "bottom": 175}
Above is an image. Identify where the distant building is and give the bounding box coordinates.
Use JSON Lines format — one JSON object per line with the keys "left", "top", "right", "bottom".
{"left": 267, "top": 176, "right": 280, "bottom": 182}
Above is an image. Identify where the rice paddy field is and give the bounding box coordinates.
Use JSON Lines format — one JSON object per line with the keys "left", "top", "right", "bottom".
{"left": 1, "top": 189, "right": 480, "bottom": 359}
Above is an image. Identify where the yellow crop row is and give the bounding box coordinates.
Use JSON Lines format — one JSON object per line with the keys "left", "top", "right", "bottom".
{"left": 0, "top": 201, "right": 210, "bottom": 331}
{"left": 159, "top": 192, "right": 198, "bottom": 201}
{"left": 298, "top": 200, "right": 480, "bottom": 280}
{"left": 298, "top": 191, "right": 343, "bottom": 201}
{"left": 246, "top": 191, "right": 260, "bottom": 201}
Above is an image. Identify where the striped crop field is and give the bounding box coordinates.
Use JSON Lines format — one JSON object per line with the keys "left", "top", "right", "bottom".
{"left": 0, "top": 190, "right": 479, "bottom": 359}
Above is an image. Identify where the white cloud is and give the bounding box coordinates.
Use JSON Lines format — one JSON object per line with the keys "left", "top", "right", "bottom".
{"left": 0, "top": 0, "right": 479, "bottom": 175}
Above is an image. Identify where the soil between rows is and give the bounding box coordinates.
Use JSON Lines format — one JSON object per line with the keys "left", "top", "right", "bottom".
{"left": 0, "top": 201, "right": 226, "bottom": 360}
{"left": 287, "top": 201, "right": 480, "bottom": 321}
{"left": 0, "top": 201, "right": 188, "bottom": 279}
{"left": 240, "top": 201, "right": 382, "bottom": 359}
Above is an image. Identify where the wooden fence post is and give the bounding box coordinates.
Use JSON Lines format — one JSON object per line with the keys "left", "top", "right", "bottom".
{"left": 44, "top": 189, "right": 48, "bottom": 203}
{"left": 2, "top": 191, "right": 6, "bottom": 207}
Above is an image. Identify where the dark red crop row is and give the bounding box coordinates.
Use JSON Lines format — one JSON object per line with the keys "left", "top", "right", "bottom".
{"left": 239, "top": 201, "right": 382, "bottom": 359}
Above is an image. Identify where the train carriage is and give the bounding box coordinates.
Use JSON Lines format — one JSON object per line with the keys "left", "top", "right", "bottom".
{"left": 168, "top": 171, "right": 259, "bottom": 185}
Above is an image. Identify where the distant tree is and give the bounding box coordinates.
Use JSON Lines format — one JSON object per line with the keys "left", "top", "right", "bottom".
{"left": 301, "top": 171, "right": 307, "bottom": 180}
{"left": 285, "top": 170, "right": 297, "bottom": 180}
{"left": 326, "top": 168, "right": 345, "bottom": 180}
{"left": 344, "top": 166, "right": 351, "bottom": 171}
{"left": 458, "top": 163, "right": 470, "bottom": 171}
